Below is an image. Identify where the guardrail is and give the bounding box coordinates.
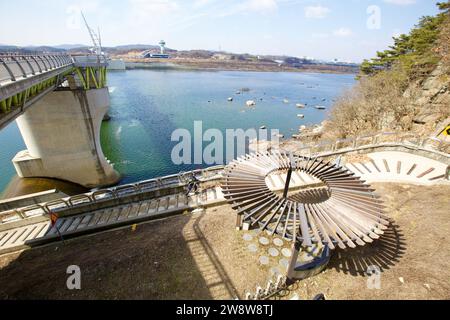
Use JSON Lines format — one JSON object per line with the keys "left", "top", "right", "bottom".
{"left": 0, "top": 165, "right": 224, "bottom": 225}
{"left": 290, "top": 132, "right": 450, "bottom": 159}
{"left": 0, "top": 53, "right": 109, "bottom": 130}
{"left": 0, "top": 53, "right": 73, "bottom": 86}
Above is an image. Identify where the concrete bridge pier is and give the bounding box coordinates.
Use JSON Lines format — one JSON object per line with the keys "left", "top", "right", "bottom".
{"left": 12, "top": 88, "right": 121, "bottom": 188}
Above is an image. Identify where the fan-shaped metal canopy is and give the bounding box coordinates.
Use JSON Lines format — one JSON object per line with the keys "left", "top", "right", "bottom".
{"left": 222, "top": 151, "right": 390, "bottom": 252}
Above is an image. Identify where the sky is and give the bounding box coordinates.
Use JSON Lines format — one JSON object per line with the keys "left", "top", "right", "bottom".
{"left": 0, "top": 0, "right": 442, "bottom": 62}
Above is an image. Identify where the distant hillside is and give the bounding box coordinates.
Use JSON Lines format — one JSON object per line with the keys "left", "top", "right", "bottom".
{"left": 0, "top": 43, "right": 358, "bottom": 74}
{"left": 53, "top": 44, "right": 88, "bottom": 50}
{"left": 23, "top": 46, "right": 65, "bottom": 52}
{"left": 0, "top": 45, "right": 19, "bottom": 52}
{"left": 0, "top": 45, "right": 65, "bottom": 53}
{"left": 113, "top": 44, "right": 160, "bottom": 51}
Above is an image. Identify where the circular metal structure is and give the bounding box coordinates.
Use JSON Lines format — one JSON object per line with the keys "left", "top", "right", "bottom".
{"left": 222, "top": 151, "right": 390, "bottom": 250}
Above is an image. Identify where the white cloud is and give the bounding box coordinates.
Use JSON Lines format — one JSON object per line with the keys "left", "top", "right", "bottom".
{"left": 65, "top": 1, "right": 102, "bottom": 31}
{"left": 304, "top": 5, "right": 330, "bottom": 19}
{"left": 193, "top": 0, "right": 213, "bottom": 8}
{"left": 383, "top": 0, "right": 416, "bottom": 5}
{"left": 245, "top": 0, "right": 278, "bottom": 13}
{"left": 128, "top": 0, "right": 179, "bottom": 27}
{"left": 360, "top": 40, "right": 377, "bottom": 48}
{"left": 219, "top": 0, "right": 278, "bottom": 16}
{"left": 333, "top": 27, "right": 353, "bottom": 37}
{"left": 130, "top": 0, "right": 179, "bottom": 17}
{"left": 311, "top": 33, "right": 330, "bottom": 39}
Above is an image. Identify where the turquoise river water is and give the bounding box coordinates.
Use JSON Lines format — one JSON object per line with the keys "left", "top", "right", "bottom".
{"left": 0, "top": 69, "right": 355, "bottom": 193}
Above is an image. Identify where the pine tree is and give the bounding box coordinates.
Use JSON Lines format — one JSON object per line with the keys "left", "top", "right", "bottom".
{"left": 360, "top": 1, "right": 450, "bottom": 78}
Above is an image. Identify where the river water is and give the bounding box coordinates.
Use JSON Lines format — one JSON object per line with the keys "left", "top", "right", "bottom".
{"left": 0, "top": 69, "right": 355, "bottom": 194}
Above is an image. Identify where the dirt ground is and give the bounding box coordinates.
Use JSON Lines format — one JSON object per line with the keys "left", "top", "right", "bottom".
{"left": 0, "top": 183, "right": 449, "bottom": 300}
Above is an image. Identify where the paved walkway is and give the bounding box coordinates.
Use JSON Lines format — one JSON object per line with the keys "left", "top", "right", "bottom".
{"left": 345, "top": 151, "right": 448, "bottom": 185}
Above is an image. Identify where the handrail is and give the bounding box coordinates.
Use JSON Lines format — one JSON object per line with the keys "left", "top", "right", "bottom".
{"left": 0, "top": 53, "right": 106, "bottom": 129}
{"left": 0, "top": 54, "right": 74, "bottom": 86}
{"left": 0, "top": 166, "right": 226, "bottom": 223}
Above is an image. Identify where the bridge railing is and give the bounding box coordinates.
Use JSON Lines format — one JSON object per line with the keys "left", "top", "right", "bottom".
{"left": 0, "top": 53, "right": 73, "bottom": 86}
{"left": 0, "top": 165, "right": 225, "bottom": 225}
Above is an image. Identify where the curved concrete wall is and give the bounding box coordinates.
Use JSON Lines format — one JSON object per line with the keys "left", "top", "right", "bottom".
{"left": 13, "top": 88, "right": 121, "bottom": 188}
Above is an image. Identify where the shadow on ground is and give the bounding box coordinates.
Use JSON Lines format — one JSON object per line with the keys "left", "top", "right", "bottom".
{"left": 328, "top": 222, "right": 407, "bottom": 277}
{"left": 0, "top": 211, "right": 238, "bottom": 300}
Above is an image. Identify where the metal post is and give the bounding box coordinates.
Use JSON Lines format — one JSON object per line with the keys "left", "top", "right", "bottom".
{"left": 236, "top": 213, "right": 243, "bottom": 230}
{"left": 286, "top": 241, "right": 301, "bottom": 280}
{"left": 283, "top": 167, "right": 293, "bottom": 199}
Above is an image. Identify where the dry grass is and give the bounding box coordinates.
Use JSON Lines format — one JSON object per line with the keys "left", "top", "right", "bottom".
{"left": 436, "top": 13, "right": 450, "bottom": 71}
{"left": 324, "top": 69, "right": 419, "bottom": 139}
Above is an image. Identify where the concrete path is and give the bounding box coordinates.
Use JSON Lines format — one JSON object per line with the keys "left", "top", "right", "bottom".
{"left": 345, "top": 151, "right": 448, "bottom": 185}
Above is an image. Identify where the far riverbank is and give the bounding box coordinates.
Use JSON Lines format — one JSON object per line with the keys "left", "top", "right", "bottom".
{"left": 120, "top": 58, "right": 359, "bottom": 74}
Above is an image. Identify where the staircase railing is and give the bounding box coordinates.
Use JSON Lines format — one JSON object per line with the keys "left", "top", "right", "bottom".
{"left": 0, "top": 165, "right": 224, "bottom": 225}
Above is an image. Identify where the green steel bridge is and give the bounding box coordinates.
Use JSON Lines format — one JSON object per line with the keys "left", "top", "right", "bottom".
{"left": 0, "top": 53, "right": 108, "bottom": 130}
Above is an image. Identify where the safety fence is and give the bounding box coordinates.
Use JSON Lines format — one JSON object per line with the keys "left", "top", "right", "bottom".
{"left": 0, "top": 165, "right": 224, "bottom": 225}
{"left": 0, "top": 53, "right": 73, "bottom": 85}
{"left": 0, "top": 53, "right": 109, "bottom": 129}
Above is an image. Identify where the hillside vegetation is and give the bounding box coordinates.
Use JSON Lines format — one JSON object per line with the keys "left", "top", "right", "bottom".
{"left": 324, "top": 1, "right": 450, "bottom": 140}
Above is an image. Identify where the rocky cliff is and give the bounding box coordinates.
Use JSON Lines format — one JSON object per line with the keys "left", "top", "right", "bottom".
{"left": 408, "top": 62, "right": 450, "bottom": 142}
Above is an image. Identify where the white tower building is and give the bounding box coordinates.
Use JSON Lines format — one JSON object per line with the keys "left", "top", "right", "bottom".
{"left": 159, "top": 40, "right": 166, "bottom": 55}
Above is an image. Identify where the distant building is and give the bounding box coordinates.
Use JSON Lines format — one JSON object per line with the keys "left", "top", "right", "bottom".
{"left": 212, "top": 53, "right": 230, "bottom": 60}
{"left": 143, "top": 53, "right": 170, "bottom": 59}
{"left": 141, "top": 40, "right": 170, "bottom": 59}
{"left": 159, "top": 40, "right": 166, "bottom": 55}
